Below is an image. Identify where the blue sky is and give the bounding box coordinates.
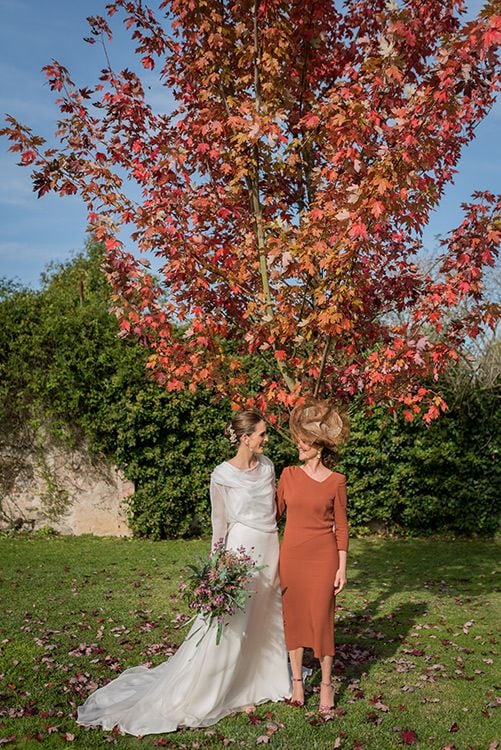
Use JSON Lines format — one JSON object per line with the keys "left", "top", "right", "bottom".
{"left": 0, "top": 0, "right": 499, "bottom": 287}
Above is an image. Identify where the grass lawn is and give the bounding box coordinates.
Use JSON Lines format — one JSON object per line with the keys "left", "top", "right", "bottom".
{"left": 0, "top": 535, "right": 498, "bottom": 750}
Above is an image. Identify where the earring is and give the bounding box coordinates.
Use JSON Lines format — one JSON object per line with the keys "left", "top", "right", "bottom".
{"left": 317, "top": 450, "right": 321, "bottom": 458}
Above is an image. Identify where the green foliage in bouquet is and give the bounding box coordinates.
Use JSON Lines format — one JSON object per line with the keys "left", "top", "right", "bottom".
{"left": 179, "top": 541, "right": 265, "bottom": 645}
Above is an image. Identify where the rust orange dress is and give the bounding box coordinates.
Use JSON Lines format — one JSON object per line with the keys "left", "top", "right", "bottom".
{"left": 277, "top": 467, "right": 349, "bottom": 658}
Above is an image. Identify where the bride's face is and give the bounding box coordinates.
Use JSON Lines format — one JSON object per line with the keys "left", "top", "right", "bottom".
{"left": 244, "top": 420, "right": 268, "bottom": 453}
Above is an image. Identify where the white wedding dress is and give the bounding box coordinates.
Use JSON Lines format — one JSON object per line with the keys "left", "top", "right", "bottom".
{"left": 77, "top": 454, "right": 291, "bottom": 736}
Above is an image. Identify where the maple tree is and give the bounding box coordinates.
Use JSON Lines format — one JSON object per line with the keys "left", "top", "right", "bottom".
{"left": 2, "top": 0, "right": 500, "bottom": 424}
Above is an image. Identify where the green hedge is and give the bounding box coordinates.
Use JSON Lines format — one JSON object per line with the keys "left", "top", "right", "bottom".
{"left": 339, "top": 386, "right": 500, "bottom": 537}
{"left": 0, "top": 244, "right": 295, "bottom": 539}
{"left": 0, "top": 244, "right": 498, "bottom": 538}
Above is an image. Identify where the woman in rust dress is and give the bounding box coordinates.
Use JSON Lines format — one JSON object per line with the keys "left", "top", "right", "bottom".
{"left": 277, "top": 399, "right": 349, "bottom": 713}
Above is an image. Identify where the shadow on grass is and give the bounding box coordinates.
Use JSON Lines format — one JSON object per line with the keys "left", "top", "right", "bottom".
{"left": 302, "top": 537, "right": 497, "bottom": 698}
{"left": 303, "top": 597, "right": 428, "bottom": 703}
{"left": 348, "top": 537, "right": 497, "bottom": 598}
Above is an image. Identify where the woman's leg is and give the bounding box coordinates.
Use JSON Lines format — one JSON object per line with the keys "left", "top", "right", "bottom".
{"left": 288, "top": 647, "right": 304, "bottom": 705}
{"left": 319, "top": 655, "right": 334, "bottom": 712}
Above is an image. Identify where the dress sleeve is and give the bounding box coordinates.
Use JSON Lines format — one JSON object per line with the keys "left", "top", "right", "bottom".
{"left": 333, "top": 476, "right": 349, "bottom": 552}
{"left": 276, "top": 469, "right": 287, "bottom": 520}
{"left": 210, "top": 479, "right": 227, "bottom": 550}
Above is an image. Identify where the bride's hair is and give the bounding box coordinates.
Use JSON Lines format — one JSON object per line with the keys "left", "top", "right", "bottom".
{"left": 224, "top": 411, "right": 262, "bottom": 446}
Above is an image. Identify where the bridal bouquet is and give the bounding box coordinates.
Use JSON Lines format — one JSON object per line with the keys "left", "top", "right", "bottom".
{"left": 179, "top": 541, "right": 264, "bottom": 645}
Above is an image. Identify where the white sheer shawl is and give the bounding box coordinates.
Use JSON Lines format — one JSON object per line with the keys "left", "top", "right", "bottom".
{"left": 210, "top": 454, "right": 277, "bottom": 548}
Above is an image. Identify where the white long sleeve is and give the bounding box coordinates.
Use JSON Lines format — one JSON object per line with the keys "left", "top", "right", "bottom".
{"left": 210, "top": 479, "right": 228, "bottom": 550}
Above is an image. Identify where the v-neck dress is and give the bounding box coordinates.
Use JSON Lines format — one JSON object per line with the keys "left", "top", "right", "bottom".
{"left": 277, "top": 466, "right": 349, "bottom": 658}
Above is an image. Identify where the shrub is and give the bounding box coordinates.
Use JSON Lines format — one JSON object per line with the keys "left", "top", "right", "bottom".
{"left": 1, "top": 244, "right": 498, "bottom": 538}
{"left": 339, "top": 381, "right": 500, "bottom": 537}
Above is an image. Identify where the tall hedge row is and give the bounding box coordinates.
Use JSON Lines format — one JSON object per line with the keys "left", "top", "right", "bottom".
{"left": 0, "top": 245, "right": 498, "bottom": 538}
{"left": 339, "top": 389, "right": 500, "bottom": 537}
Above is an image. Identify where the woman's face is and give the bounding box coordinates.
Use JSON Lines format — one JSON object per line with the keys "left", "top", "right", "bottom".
{"left": 243, "top": 420, "right": 268, "bottom": 453}
{"left": 296, "top": 439, "right": 318, "bottom": 462}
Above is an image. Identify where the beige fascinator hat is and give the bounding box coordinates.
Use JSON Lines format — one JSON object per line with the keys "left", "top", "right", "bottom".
{"left": 289, "top": 398, "right": 349, "bottom": 449}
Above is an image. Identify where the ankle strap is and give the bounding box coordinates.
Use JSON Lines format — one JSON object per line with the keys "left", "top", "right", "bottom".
{"left": 293, "top": 678, "right": 303, "bottom": 682}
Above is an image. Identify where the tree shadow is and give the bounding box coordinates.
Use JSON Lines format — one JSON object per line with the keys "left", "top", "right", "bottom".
{"left": 347, "top": 537, "right": 497, "bottom": 598}
{"left": 301, "top": 537, "right": 497, "bottom": 700}
{"left": 303, "top": 597, "right": 428, "bottom": 703}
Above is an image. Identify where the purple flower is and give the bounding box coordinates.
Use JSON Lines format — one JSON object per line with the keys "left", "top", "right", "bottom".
{"left": 178, "top": 545, "right": 265, "bottom": 645}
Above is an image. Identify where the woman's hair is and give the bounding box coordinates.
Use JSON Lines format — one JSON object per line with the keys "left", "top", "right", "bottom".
{"left": 289, "top": 398, "right": 349, "bottom": 467}
{"left": 224, "top": 410, "right": 262, "bottom": 446}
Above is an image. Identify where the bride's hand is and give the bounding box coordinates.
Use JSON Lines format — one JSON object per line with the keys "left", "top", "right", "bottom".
{"left": 334, "top": 569, "right": 347, "bottom": 595}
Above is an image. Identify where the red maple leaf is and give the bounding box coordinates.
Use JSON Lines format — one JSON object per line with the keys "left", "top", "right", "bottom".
{"left": 400, "top": 729, "right": 418, "bottom": 745}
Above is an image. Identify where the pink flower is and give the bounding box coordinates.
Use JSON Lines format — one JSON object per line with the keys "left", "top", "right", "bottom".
{"left": 178, "top": 545, "right": 265, "bottom": 645}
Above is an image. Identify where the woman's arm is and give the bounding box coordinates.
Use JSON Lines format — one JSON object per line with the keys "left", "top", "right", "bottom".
{"left": 333, "top": 477, "right": 349, "bottom": 594}
{"left": 333, "top": 477, "right": 349, "bottom": 551}
{"left": 334, "top": 550, "right": 347, "bottom": 594}
{"left": 275, "top": 470, "right": 287, "bottom": 521}
{"left": 209, "top": 479, "right": 227, "bottom": 551}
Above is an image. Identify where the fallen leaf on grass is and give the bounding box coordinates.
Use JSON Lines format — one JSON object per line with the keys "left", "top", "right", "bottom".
{"left": 3, "top": 702, "right": 39, "bottom": 719}
{"left": 441, "top": 744, "right": 456, "bottom": 750}
{"left": 264, "top": 721, "right": 282, "bottom": 736}
{"left": 347, "top": 689, "right": 365, "bottom": 702}
{"left": 306, "top": 712, "right": 327, "bottom": 727}
{"left": 488, "top": 742, "right": 499, "bottom": 750}
{"left": 449, "top": 722, "right": 459, "bottom": 733}
{"left": 401, "top": 648, "right": 425, "bottom": 657}
{"left": 394, "top": 659, "right": 416, "bottom": 673}
{"left": 331, "top": 707, "right": 347, "bottom": 718}
{"left": 68, "top": 642, "right": 105, "bottom": 657}
{"left": 256, "top": 736, "right": 269, "bottom": 744}
{"left": 0, "top": 739, "right": 16, "bottom": 747}
{"left": 332, "top": 731, "right": 346, "bottom": 750}
{"left": 400, "top": 729, "right": 418, "bottom": 745}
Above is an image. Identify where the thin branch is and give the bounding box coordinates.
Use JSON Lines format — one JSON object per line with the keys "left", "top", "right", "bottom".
{"left": 313, "top": 335, "right": 332, "bottom": 398}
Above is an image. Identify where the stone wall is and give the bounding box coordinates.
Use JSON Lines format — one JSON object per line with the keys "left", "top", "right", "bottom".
{"left": 0, "top": 434, "right": 133, "bottom": 536}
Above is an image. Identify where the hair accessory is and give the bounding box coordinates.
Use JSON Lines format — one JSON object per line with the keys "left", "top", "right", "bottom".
{"left": 227, "top": 425, "right": 238, "bottom": 445}
{"left": 290, "top": 398, "right": 349, "bottom": 448}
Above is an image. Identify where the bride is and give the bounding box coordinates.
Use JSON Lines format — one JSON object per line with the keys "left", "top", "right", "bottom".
{"left": 77, "top": 411, "right": 291, "bottom": 736}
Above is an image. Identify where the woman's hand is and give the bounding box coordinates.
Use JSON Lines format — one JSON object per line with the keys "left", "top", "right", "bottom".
{"left": 334, "top": 568, "right": 347, "bottom": 595}
{"left": 334, "top": 569, "right": 347, "bottom": 594}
